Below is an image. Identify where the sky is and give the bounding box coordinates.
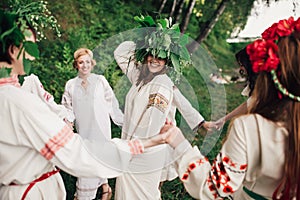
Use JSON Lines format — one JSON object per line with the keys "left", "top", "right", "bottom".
{"left": 238, "top": 0, "right": 300, "bottom": 38}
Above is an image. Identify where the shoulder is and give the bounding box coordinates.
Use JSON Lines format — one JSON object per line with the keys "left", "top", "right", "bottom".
{"left": 1, "top": 86, "right": 51, "bottom": 114}
{"left": 93, "top": 74, "right": 110, "bottom": 84}
{"left": 65, "top": 77, "right": 77, "bottom": 86}
{"left": 153, "top": 74, "right": 174, "bottom": 87}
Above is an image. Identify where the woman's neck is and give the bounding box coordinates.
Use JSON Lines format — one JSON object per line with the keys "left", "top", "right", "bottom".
{"left": 78, "top": 73, "right": 90, "bottom": 80}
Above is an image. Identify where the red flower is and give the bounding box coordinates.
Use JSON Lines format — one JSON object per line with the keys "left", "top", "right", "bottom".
{"left": 294, "top": 17, "right": 300, "bottom": 33}
{"left": 262, "top": 23, "right": 279, "bottom": 41}
{"left": 247, "top": 39, "right": 279, "bottom": 73}
{"left": 277, "top": 17, "right": 295, "bottom": 37}
{"left": 262, "top": 17, "right": 296, "bottom": 41}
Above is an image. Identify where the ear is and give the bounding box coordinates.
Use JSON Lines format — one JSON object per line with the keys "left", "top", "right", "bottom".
{"left": 8, "top": 45, "right": 21, "bottom": 62}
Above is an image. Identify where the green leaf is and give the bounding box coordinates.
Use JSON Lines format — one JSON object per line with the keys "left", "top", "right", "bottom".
{"left": 23, "top": 41, "right": 40, "bottom": 58}
{"left": 170, "top": 53, "right": 181, "bottom": 73}
{"left": 158, "top": 50, "right": 167, "bottom": 59}
{"left": 179, "top": 34, "right": 189, "bottom": 46}
{"left": 162, "top": 34, "right": 171, "bottom": 48}
{"left": 23, "top": 58, "right": 32, "bottom": 75}
{"left": 180, "top": 47, "right": 190, "bottom": 61}
{"left": 170, "top": 23, "right": 180, "bottom": 32}
{"left": 0, "top": 67, "right": 12, "bottom": 78}
{"left": 157, "top": 19, "right": 168, "bottom": 28}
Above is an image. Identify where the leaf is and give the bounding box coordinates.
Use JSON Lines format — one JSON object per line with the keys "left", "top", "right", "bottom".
{"left": 180, "top": 47, "right": 190, "bottom": 61}
{"left": 179, "top": 34, "right": 189, "bottom": 46}
{"left": 162, "top": 34, "right": 171, "bottom": 48}
{"left": 170, "top": 23, "right": 180, "bottom": 32}
{"left": 170, "top": 53, "right": 181, "bottom": 73}
{"left": 0, "top": 67, "right": 11, "bottom": 78}
{"left": 157, "top": 19, "right": 168, "bottom": 28}
{"left": 158, "top": 50, "right": 167, "bottom": 59}
{"left": 23, "top": 41, "right": 40, "bottom": 58}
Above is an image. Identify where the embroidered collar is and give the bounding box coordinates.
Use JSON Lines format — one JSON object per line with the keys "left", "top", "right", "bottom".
{"left": 0, "top": 74, "right": 20, "bottom": 87}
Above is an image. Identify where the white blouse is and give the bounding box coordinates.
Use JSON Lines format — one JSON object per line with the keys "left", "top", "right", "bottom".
{"left": 173, "top": 114, "right": 287, "bottom": 199}
{"left": 61, "top": 73, "right": 123, "bottom": 140}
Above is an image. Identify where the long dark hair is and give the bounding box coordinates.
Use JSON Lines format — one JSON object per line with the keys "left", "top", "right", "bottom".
{"left": 249, "top": 32, "right": 300, "bottom": 199}
{"left": 235, "top": 47, "right": 257, "bottom": 96}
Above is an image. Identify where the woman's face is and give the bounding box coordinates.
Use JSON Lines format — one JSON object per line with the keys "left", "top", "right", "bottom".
{"left": 146, "top": 55, "right": 166, "bottom": 73}
{"left": 76, "top": 54, "right": 93, "bottom": 77}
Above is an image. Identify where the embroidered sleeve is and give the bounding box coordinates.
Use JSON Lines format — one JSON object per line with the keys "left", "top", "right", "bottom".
{"left": 40, "top": 125, "right": 74, "bottom": 160}
{"left": 147, "top": 93, "right": 169, "bottom": 113}
{"left": 175, "top": 118, "right": 248, "bottom": 199}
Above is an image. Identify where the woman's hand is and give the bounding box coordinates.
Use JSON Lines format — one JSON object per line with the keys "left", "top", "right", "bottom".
{"left": 159, "top": 124, "right": 185, "bottom": 149}
{"left": 212, "top": 117, "right": 226, "bottom": 131}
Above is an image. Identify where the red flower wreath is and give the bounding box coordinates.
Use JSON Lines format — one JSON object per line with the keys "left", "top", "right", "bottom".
{"left": 262, "top": 16, "right": 295, "bottom": 41}
{"left": 246, "top": 39, "right": 280, "bottom": 73}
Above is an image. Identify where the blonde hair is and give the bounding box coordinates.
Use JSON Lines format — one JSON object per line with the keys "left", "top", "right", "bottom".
{"left": 72, "top": 48, "right": 96, "bottom": 69}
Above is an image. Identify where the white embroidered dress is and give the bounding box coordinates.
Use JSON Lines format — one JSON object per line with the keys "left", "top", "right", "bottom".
{"left": 173, "top": 114, "right": 286, "bottom": 199}
{"left": 0, "top": 82, "right": 136, "bottom": 200}
{"left": 114, "top": 41, "right": 205, "bottom": 199}
{"left": 61, "top": 73, "right": 124, "bottom": 199}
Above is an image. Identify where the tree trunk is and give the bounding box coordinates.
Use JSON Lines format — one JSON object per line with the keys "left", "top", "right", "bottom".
{"left": 159, "top": 0, "right": 168, "bottom": 14}
{"left": 174, "top": 0, "right": 185, "bottom": 23}
{"left": 180, "top": 0, "right": 196, "bottom": 33}
{"left": 170, "top": 0, "right": 177, "bottom": 17}
{"left": 187, "top": 0, "right": 229, "bottom": 52}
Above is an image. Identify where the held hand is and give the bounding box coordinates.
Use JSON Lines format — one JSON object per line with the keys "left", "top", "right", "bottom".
{"left": 213, "top": 117, "right": 226, "bottom": 130}
{"left": 160, "top": 125, "right": 185, "bottom": 149}
{"left": 202, "top": 121, "right": 216, "bottom": 132}
{"left": 142, "top": 131, "right": 170, "bottom": 148}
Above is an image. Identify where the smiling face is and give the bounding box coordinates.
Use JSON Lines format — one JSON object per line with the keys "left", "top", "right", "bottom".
{"left": 146, "top": 55, "right": 166, "bottom": 73}
{"left": 76, "top": 54, "right": 93, "bottom": 78}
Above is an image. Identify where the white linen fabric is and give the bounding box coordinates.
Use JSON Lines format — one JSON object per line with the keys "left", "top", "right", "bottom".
{"left": 0, "top": 84, "right": 132, "bottom": 200}
{"left": 61, "top": 73, "right": 124, "bottom": 199}
{"left": 173, "top": 114, "right": 286, "bottom": 199}
{"left": 114, "top": 41, "right": 205, "bottom": 199}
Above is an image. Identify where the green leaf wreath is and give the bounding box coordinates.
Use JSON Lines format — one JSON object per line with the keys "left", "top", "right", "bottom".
{"left": 134, "top": 15, "right": 192, "bottom": 83}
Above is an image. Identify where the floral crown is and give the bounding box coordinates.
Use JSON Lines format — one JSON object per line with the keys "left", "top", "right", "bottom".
{"left": 246, "top": 16, "right": 300, "bottom": 102}
{"left": 0, "top": 0, "right": 61, "bottom": 76}
{"left": 133, "top": 15, "right": 191, "bottom": 81}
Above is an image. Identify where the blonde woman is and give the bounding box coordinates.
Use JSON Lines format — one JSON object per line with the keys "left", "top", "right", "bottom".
{"left": 62, "top": 48, "right": 124, "bottom": 200}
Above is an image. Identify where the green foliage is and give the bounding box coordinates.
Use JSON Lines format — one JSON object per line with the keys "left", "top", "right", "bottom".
{"left": 11, "top": 0, "right": 252, "bottom": 199}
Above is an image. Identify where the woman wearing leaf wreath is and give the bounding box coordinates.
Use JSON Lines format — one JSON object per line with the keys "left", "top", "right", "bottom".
{"left": 0, "top": 3, "right": 167, "bottom": 200}
{"left": 113, "top": 15, "right": 213, "bottom": 199}
{"left": 160, "top": 16, "right": 300, "bottom": 199}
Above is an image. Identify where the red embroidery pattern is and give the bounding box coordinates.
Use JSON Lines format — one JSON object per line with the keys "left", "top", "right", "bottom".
{"left": 181, "top": 157, "right": 209, "bottom": 181}
{"left": 207, "top": 153, "right": 247, "bottom": 198}
{"left": 0, "top": 75, "right": 20, "bottom": 87}
{"left": 40, "top": 84, "right": 52, "bottom": 102}
{"left": 40, "top": 125, "right": 74, "bottom": 160}
{"left": 147, "top": 93, "right": 169, "bottom": 113}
